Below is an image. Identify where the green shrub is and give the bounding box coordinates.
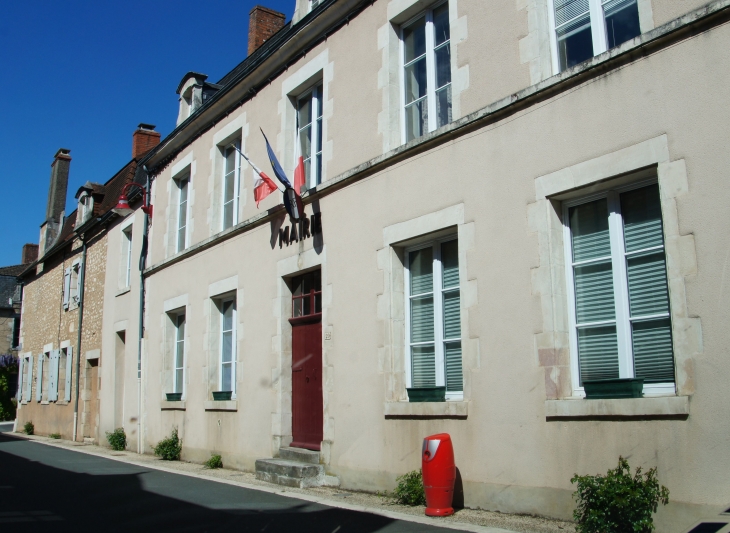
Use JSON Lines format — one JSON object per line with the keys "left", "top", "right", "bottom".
{"left": 49, "top": 433, "right": 61, "bottom": 439}
{"left": 23, "top": 421, "right": 34, "bottom": 435}
{"left": 106, "top": 427, "right": 127, "bottom": 451}
{"left": 204, "top": 454, "right": 223, "bottom": 469}
{"left": 154, "top": 428, "right": 182, "bottom": 461}
{"left": 571, "top": 456, "right": 669, "bottom": 533}
{"left": 393, "top": 469, "right": 426, "bottom": 506}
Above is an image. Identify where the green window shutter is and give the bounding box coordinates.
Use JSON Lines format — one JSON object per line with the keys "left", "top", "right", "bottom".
{"left": 17, "top": 356, "right": 24, "bottom": 400}
{"left": 49, "top": 350, "right": 59, "bottom": 401}
{"left": 36, "top": 354, "right": 43, "bottom": 402}
{"left": 64, "top": 348, "right": 73, "bottom": 402}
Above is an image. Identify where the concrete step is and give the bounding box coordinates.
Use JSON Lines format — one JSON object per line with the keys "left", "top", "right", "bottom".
{"left": 255, "top": 458, "right": 324, "bottom": 488}
{"left": 279, "top": 446, "right": 320, "bottom": 464}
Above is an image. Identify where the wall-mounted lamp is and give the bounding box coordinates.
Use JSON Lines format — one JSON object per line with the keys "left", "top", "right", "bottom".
{"left": 113, "top": 182, "right": 153, "bottom": 219}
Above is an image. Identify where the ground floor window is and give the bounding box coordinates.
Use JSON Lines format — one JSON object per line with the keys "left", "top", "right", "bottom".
{"left": 220, "top": 299, "right": 236, "bottom": 396}
{"left": 405, "top": 236, "right": 463, "bottom": 398}
{"left": 564, "top": 182, "right": 675, "bottom": 395}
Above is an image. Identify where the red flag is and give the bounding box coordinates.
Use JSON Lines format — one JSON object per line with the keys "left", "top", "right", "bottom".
{"left": 254, "top": 171, "right": 279, "bottom": 207}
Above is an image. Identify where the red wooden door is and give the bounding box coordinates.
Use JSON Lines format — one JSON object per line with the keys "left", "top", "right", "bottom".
{"left": 289, "top": 271, "right": 323, "bottom": 451}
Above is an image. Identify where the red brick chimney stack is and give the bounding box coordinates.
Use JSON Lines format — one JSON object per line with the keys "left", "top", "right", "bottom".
{"left": 21, "top": 244, "right": 39, "bottom": 264}
{"left": 132, "top": 123, "right": 161, "bottom": 159}
{"left": 248, "top": 6, "right": 286, "bottom": 55}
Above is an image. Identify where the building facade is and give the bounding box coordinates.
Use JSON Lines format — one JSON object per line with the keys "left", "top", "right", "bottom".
{"left": 107, "top": 0, "right": 730, "bottom": 530}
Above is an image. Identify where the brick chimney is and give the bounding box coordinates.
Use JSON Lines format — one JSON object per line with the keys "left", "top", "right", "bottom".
{"left": 248, "top": 6, "right": 286, "bottom": 55}
{"left": 132, "top": 123, "right": 160, "bottom": 159}
{"left": 21, "top": 244, "right": 39, "bottom": 264}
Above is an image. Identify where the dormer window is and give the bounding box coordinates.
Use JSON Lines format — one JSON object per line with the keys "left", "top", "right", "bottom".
{"left": 77, "top": 192, "right": 94, "bottom": 227}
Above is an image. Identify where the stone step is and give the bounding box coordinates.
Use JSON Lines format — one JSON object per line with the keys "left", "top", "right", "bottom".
{"left": 255, "top": 458, "right": 324, "bottom": 489}
{"left": 279, "top": 446, "right": 320, "bottom": 464}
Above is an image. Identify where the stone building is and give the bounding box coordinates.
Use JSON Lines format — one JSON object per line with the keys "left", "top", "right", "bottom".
{"left": 111, "top": 0, "right": 730, "bottom": 529}
{"left": 16, "top": 126, "right": 159, "bottom": 441}
{"left": 0, "top": 244, "right": 36, "bottom": 357}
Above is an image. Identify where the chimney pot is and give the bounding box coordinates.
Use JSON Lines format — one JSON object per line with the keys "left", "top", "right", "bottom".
{"left": 132, "top": 123, "right": 161, "bottom": 159}
{"left": 21, "top": 244, "right": 39, "bottom": 264}
{"left": 248, "top": 5, "right": 286, "bottom": 55}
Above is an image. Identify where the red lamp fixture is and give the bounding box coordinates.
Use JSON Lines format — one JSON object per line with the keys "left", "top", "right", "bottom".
{"left": 113, "top": 182, "right": 153, "bottom": 219}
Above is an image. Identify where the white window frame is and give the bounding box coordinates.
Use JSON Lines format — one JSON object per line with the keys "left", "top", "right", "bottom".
{"left": 219, "top": 297, "right": 236, "bottom": 398}
{"left": 173, "top": 312, "right": 186, "bottom": 396}
{"left": 399, "top": 0, "right": 451, "bottom": 144}
{"left": 176, "top": 173, "right": 190, "bottom": 252}
{"left": 122, "top": 225, "right": 133, "bottom": 288}
{"left": 296, "top": 85, "right": 324, "bottom": 190}
{"left": 547, "top": 0, "right": 641, "bottom": 74}
{"left": 309, "top": 0, "right": 323, "bottom": 11}
{"left": 404, "top": 235, "right": 462, "bottom": 400}
{"left": 221, "top": 142, "right": 241, "bottom": 230}
{"left": 563, "top": 179, "right": 675, "bottom": 397}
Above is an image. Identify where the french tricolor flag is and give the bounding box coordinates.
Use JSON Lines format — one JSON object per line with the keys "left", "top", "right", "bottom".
{"left": 233, "top": 145, "right": 280, "bottom": 207}
{"left": 293, "top": 122, "right": 306, "bottom": 195}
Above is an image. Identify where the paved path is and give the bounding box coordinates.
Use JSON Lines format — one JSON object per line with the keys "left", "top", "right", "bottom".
{"left": 0, "top": 427, "right": 469, "bottom": 533}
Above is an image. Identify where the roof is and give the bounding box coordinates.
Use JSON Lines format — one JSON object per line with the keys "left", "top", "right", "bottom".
{"left": 0, "top": 264, "right": 26, "bottom": 277}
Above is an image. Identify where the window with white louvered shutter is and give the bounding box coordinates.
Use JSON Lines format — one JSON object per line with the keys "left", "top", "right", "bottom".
{"left": 48, "top": 350, "right": 59, "bottom": 401}
{"left": 63, "top": 268, "right": 72, "bottom": 310}
{"left": 64, "top": 347, "right": 73, "bottom": 402}
{"left": 24, "top": 355, "right": 33, "bottom": 402}
{"left": 405, "top": 236, "right": 462, "bottom": 399}
{"left": 17, "top": 356, "right": 25, "bottom": 400}
{"left": 36, "top": 354, "right": 44, "bottom": 402}
{"left": 565, "top": 182, "right": 675, "bottom": 396}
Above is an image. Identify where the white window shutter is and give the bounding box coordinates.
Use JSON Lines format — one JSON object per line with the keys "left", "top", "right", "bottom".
{"left": 36, "top": 354, "right": 43, "bottom": 402}
{"left": 64, "top": 347, "right": 73, "bottom": 402}
{"left": 49, "top": 350, "right": 59, "bottom": 401}
{"left": 63, "top": 268, "right": 71, "bottom": 310}
{"left": 24, "top": 356, "right": 33, "bottom": 402}
{"left": 17, "top": 356, "right": 24, "bottom": 400}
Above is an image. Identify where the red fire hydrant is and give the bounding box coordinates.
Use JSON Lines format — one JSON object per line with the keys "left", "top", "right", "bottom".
{"left": 422, "top": 433, "right": 455, "bottom": 516}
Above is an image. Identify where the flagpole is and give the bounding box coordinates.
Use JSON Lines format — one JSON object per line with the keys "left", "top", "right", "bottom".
{"left": 233, "top": 145, "right": 285, "bottom": 192}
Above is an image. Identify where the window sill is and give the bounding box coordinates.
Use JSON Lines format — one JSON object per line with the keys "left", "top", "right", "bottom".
{"left": 384, "top": 401, "right": 468, "bottom": 418}
{"left": 40, "top": 401, "right": 50, "bottom": 405}
{"left": 116, "top": 286, "right": 131, "bottom": 297}
{"left": 161, "top": 401, "right": 186, "bottom": 411}
{"left": 545, "top": 396, "right": 689, "bottom": 419}
{"left": 203, "top": 400, "right": 237, "bottom": 412}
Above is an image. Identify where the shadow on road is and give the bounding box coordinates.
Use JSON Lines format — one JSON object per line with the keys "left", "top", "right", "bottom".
{"left": 0, "top": 432, "right": 440, "bottom": 533}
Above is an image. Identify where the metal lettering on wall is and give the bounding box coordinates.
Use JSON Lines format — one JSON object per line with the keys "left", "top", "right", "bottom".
{"left": 279, "top": 211, "right": 322, "bottom": 248}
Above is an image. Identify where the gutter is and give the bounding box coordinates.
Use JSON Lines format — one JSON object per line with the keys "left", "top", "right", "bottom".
{"left": 72, "top": 237, "right": 87, "bottom": 442}
{"left": 143, "top": 0, "right": 730, "bottom": 277}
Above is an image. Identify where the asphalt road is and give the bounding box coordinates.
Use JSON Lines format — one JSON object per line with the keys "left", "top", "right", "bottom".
{"left": 0, "top": 425, "right": 464, "bottom": 533}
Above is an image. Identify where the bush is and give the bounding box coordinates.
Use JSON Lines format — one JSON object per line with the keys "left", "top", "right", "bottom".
{"left": 393, "top": 469, "right": 426, "bottom": 506}
{"left": 571, "top": 456, "right": 669, "bottom": 533}
{"left": 49, "top": 433, "right": 61, "bottom": 439}
{"left": 106, "top": 427, "right": 127, "bottom": 451}
{"left": 204, "top": 454, "right": 223, "bottom": 469}
{"left": 0, "top": 354, "right": 18, "bottom": 421}
{"left": 154, "top": 428, "right": 182, "bottom": 461}
{"left": 23, "top": 421, "right": 34, "bottom": 435}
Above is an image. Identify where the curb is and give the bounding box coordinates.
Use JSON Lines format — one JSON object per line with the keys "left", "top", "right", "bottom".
{"left": 9, "top": 432, "right": 517, "bottom": 533}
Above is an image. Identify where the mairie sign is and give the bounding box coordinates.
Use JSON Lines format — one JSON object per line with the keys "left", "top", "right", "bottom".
{"left": 278, "top": 211, "right": 322, "bottom": 248}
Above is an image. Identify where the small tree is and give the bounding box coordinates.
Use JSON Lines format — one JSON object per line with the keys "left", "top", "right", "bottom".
{"left": 572, "top": 456, "right": 669, "bottom": 533}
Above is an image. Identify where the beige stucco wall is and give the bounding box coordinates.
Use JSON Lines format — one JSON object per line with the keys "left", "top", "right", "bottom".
{"left": 17, "top": 232, "right": 107, "bottom": 441}
{"left": 137, "top": 4, "right": 730, "bottom": 531}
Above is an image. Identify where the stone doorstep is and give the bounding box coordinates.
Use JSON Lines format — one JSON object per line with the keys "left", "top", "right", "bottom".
{"left": 279, "top": 446, "right": 320, "bottom": 465}
{"left": 255, "top": 458, "right": 324, "bottom": 489}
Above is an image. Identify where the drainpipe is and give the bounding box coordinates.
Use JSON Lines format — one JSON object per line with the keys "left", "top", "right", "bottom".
{"left": 137, "top": 169, "right": 151, "bottom": 454}
{"left": 72, "top": 238, "right": 88, "bottom": 442}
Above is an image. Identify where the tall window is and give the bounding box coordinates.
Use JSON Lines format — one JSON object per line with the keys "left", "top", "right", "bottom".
{"left": 405, "top": 237, "right": 462, "bottom": 398}
{"left": 222, "top": 143, "right": 241, "bottom": 230}
{"left": 220, "top": 299, "right": 236, "bottom": 395}
{"left": 551, "top": 0, "right": 641, "bottom": 72}
{"left": 122, "top": 226, "right": 133, "bottom": 287}
{"left": 174, "top": 313, "right": 186, "bottom": 395}
{"left": 297, "top": 85, "right": 323, "bottom": 191}
{"left": 565, "top": 183, "right": 675, "bottom": 395}
{"left": 177, "top": 175, "right": 189, "bottom": 252}
{"left": 402, "top": 1, "right": 451, "bottom": 142}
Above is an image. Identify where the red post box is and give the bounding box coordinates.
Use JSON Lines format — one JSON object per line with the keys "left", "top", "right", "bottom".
{"left": 422, "top": 433, "right": 455, "bottom": 516}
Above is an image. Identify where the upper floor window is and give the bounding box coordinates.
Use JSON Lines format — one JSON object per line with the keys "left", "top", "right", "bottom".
{"left": 297, "top": 85, "right": 323, "bottom": 191}
{"left": 76, "top": 192, "right": 94, "bottom": 227}
{"left": 564, "top": 183, "right": 675, "bottom": 395}
{"left": 121, "top": 226, "right": 133, "bottom": 288}
{"left": 550, "top": 0, "right": 641, "bottom": 72}
{"left": 63, "top": 260, "right": 81, "bottom": 311}
{"left": 405, "top": 236, "right": 462, "bottom": 399}
{"left": 310, "top": 0, "right": 323, "bottom": 10}
{"left": 176, "top": 174, "right": 189, "bottom": 251}
{"left": 222, "top": 143, "right": 241, "bottom": 230}
{"left": 402, "top": 1, "right": 451, "bottom": 143}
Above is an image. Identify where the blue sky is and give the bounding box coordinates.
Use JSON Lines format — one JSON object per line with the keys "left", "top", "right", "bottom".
{"left": 0, "top": 0, "right": 294, "bottom": 267}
